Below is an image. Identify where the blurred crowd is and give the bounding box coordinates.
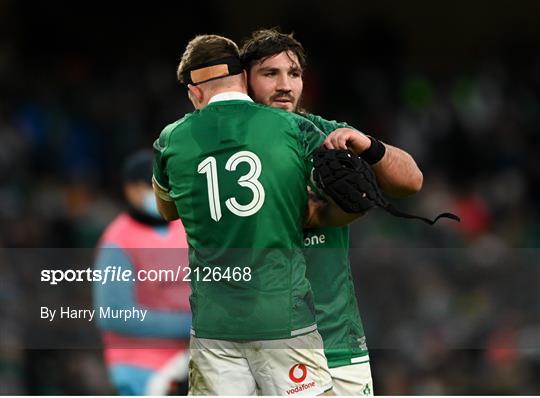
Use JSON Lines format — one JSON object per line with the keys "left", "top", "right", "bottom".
{"left": 1, "top": 2, "right": 540, "bottom": 394}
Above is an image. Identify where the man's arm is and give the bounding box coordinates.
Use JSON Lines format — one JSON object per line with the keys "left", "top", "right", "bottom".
{"left": 152, "top": 125, "right": 181, "bottom": 221}
{"left": 323, "top": 128, "right": 423, "bottom": 197}
{"left": 372, "top": 143, "right": 423, "bottom": 197}
{"left": 152, "top": 177, "right": 179, "bottom": 221}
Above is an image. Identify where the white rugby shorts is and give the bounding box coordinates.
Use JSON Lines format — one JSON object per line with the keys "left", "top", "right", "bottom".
{"left": 329, "top": 359, "right": 373, "bottom": 396}
{"left": 188, "top": 330, "right": 332, "bottom": 396}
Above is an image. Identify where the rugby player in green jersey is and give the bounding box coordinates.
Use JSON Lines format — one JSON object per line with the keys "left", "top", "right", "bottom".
{"left": 152, "top": 34, "right": 365, "bottom": 396}
{"left": 240, "top": 29, "right": 423, "bottom": 396}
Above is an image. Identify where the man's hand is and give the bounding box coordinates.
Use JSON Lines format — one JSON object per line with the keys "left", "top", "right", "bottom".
{"left": 324, "top": 128, "right": 423, "bottom": 197}
{"left": 323, "top": 128, "right": 371, "bottom": 154}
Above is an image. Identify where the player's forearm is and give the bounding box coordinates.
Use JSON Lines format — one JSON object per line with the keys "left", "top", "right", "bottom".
{"left": 152, "top": 179, "right": 180, "bottom": 221}
{"left": 322, "top": 128, "right": 422, "bottom": 197}
{"left": 372, "top": 144, "right": 423, "bottom": 198}
{"left": 156, "top": 196, "right": 180, "bottom": 221}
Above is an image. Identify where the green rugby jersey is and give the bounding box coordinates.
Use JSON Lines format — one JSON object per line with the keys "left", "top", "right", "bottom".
{"left": 302, "top": 113, "right": 369, "bottom": 368}
{"left": 153, "top": 93, "right": 324, "bottom": 340}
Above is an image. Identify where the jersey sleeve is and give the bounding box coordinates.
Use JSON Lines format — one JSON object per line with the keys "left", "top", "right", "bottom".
{"left": 303, "top": 113, "right": 353, "bottom": 135}
{"left": 152, "top": 124, "right": 175, "bottom": 199}
{"left": 293, "top": 115, "right": 326, "bottom": 161}
{"left": 289, "top": 115, "right": 326, "bottom": 195}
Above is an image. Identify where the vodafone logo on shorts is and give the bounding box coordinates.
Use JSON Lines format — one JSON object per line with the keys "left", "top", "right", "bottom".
{"left": 288, "top": 364, "right": 307, "bottom": 383}
{"left": 286, "top": 364, "right": 316, "bottom": 395}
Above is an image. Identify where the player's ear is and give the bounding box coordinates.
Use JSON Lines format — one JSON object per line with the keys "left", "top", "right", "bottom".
{"left": 187, "top": 84, "right": 203, "bottom": 108}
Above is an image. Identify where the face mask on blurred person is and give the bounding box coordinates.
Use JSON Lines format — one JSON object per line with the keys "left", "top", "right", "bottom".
{"left": 142, "top": 190, "right": 161, "bottom": 218}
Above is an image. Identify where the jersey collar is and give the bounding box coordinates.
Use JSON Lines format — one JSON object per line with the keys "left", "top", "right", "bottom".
{"left": 208, "top": 91, "right": 253, "bottom": 104}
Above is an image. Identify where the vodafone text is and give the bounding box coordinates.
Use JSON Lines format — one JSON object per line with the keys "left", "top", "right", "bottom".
{"left": 286, "top": 382, "right": 316, "bottom": 395}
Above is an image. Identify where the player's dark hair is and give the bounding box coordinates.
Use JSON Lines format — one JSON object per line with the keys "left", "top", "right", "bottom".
{"left": 240, "top": 28, "right": 307, "bottom": 70}
{"left": 177, "top": 35, "right": 240, "bottom": 84}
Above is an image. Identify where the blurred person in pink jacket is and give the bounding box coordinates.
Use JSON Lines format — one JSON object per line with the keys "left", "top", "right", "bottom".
{"left": 93, "top": 150, "right": 191, "bottom": 395}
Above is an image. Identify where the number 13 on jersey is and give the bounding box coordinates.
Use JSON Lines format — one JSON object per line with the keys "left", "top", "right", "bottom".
{"left": 197, "top": 151, "right": 266, "bottom": 222}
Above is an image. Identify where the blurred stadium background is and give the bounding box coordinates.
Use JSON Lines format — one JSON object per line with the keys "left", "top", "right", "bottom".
{"left": 1, "top": 0, "right": 540, "bottom": 394}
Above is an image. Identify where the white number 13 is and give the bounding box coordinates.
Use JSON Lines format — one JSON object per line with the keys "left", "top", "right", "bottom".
{"left": 197, "top": 151, "right": 265, "bottom": 222}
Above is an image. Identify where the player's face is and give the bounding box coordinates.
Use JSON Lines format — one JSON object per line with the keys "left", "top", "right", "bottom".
{"left": 248, "top": 51, "right": 303, "bottom": 112}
